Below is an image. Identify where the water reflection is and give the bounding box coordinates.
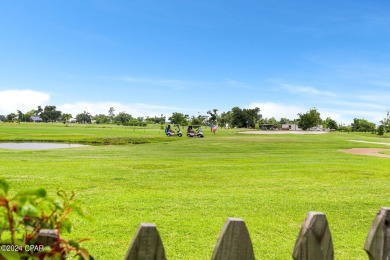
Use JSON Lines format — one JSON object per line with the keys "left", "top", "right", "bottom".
{"left": 0, "top": 143, "right": 88, "bottom": 150}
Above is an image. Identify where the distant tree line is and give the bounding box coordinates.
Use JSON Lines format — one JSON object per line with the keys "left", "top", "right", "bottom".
{"left": 0, "top": 105, "right": 148, "bottom": 126}
{"left": 167, "top": 107, "right": 262, "bottom": 128}
{"left": 2, "top": 105, "right": 386, "bottom": 135}
{"left": 167, "top": 107, "right": 339, "bottom": 130}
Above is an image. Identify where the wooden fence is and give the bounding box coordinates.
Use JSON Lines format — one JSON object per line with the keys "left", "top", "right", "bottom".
{"left": 124, "top": 207, "right": 390, "bottom": 260}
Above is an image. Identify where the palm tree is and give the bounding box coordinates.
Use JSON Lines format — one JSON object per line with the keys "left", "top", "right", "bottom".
{"left": 62, "top": 113, "right": 72, "bottom": 126}
{"left": 108, "top": 107, "right": 115, "bottom": 123}
{"left": 75, "top": 111, "right": 92, "bottom": 124}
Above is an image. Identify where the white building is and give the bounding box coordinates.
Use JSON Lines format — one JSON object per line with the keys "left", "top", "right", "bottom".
{"left": 281, "top": 124, "right": 301, "bottom": 131}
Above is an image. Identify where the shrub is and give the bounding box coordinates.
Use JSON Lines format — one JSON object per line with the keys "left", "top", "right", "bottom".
{"left": 0, "top": 179, "right": 93, "bottom": 259}
{"left": 378, "top": 125, "right": 385, "bottom": 136}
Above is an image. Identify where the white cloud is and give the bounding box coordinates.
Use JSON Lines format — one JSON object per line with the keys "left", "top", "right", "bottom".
{"left": 356, "top": 93, "right": 390, "bottom": 103}
{"left": 116, "top": 76, "right": 219, "bottom": 90}
{"left": 248, "top": 102, "right": 305, "bottom": 120}
{"left": 327, "top": 100, "right": 385, "bottom": 110}
{"left": 322, "top": 108, "right": 385, "bottom": 125}
{"left": 118, "top": 76, "right": 183, "bottom": 86}
{"left": 0, "top": 90, "right": 50, "bottom": 115}
{"left": 0, "top": 88, "right": 195, "bottom": 118}
{"left": 280, "top": 83, "right": 337, "bottom": 97}
{"left": 318, "top": 110, "right": 343, "bottom": 122}
{"left": 369, "top": 81, "right": 390, "bottom": 88}
{"left": 117, "top": 76, "right": 197, "bottom": 90}
{"left": 247, "top": 102, "right": 385, "bottom": 125}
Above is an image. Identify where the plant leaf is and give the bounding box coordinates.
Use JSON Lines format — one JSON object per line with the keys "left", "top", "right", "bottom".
{"left": 0, "top": 250, "right": 23, "bottom": 260}
{"left": 78, "top": 248, "right": 90, "bottom": 260}
{"left": 69, "top": 240, "right": 80, "bottom": 249}
{"left": 19, "top": 201, "right": 39, "bottom": 216}
{"left": 17, "top": 188, "right": 47, "bottom": 198}
{"left": 53, "top": 199, "right": 64, "bottom": 210}
{"left": 60, "top": 219, "right": 72, "bottom": 233}
{"left": 0, "top": 178, "right": 9, "bottom": 196}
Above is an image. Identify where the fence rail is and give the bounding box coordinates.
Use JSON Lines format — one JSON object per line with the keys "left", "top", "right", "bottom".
{"left": 124, "top": 207, "right": 390, "bottom": 260}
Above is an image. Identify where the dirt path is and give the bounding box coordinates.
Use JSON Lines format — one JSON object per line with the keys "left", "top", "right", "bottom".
{"left": 349, "top": 140, "right": 390, "bottom": 146}
{"left": 340, "top": 148, "right": 390, "bottom": 158}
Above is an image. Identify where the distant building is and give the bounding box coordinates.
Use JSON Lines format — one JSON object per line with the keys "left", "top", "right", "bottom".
{"left": 260, "top": 124, "right": 277, "bottom": 130}
{"left": 0, "top": 115, "right": 5, "bottom": 122}
{"left": 309, "top": 125, "right": 325, "bottom": 131}
{"left": 281, "top": 124, "right": 301, "bottom": 131}
{"left": 30, "top": 116, "right": 43, "bottom": 122}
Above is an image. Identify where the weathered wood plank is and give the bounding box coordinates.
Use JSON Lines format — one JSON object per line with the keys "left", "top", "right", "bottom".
{"left": 364, "top": 207, "right": 390, "bottom": 260}
{"left": 211, "top": 218, "right": 255, "bottom": 260}
{"left": 124, "top": 223, "right": 166, "bottom": 260}
{"left": 292, "top": 212, "right": 333, "bottom": 260}
{"left": 36, "top": 229, "right": 59, "bottom": 246}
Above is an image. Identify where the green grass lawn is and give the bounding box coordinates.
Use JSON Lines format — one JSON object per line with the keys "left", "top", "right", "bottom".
{"left": 1, "top": 123, "right": 390, "bottom": 259}
{"left": 0, "top": 122, "right": 174, "bottom": 144}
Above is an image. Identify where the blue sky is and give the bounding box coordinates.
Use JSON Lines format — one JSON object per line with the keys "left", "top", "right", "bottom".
{"left": 1, "top": 1, "right": 390, "bottom": 124}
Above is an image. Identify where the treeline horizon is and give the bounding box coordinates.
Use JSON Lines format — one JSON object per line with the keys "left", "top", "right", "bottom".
{"left": 0, "top": 105, "right": 386, "bottom": 134}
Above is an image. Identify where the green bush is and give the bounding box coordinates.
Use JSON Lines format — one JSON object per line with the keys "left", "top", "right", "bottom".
{"left": 378, "top": 125, "right": 385, "bottom": 135}
{"left": 0, "top": 179, "right": 93, "bottom": 259}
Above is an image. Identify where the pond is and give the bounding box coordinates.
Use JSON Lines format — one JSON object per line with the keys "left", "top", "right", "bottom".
{"left": 0, "top": 142, "right": 89, "bottom": 150}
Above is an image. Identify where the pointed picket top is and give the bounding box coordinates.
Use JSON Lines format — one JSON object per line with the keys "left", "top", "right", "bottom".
{"left": 211, "top": 218, "right": 255, "bottom": 260}
{"left": 364, "top": 207, "right": 390, "bottom": 260}
{"left": 124, "top": 223, "right": 166, "bottom": 260}
{"left": 36, "top": 229, "right": 59, "bottom": 246}
{"left": 292, "top": 212, "right": 334, "bottom": 260}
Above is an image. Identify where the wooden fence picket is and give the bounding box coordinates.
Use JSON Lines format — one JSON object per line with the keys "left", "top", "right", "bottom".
{"left": 36, "top": 229, "right": 59, "bottom": 247}
{"left": 124, "top": 223, "right": 166, "bottom": 260}
{"left": 364, "top": 207, "right": 390, "bottom": 260}
{"left": 211, "top": 218, "right": 255, "bottom": 260}
{"left": 292, "top": 212, "right": 333, "bottom": 260}
{"left": 122, "top": 208, "right": 390, "bottom": 259}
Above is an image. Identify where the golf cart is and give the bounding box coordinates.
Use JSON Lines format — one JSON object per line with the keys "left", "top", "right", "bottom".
{"left": 165, "top": 124, "right": 182, "bottom": 137}
{"left": 187, "top": 125, "right": 204, "bottom": 138}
